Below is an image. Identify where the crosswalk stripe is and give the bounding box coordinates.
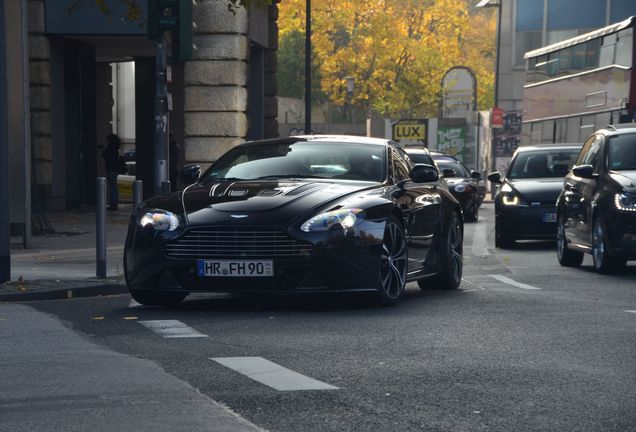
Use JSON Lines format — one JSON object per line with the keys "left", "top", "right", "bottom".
{"left": 471, "top": 223, "right": 490, "bottom": 256}
{"left": 625, "top": 310, "right": 636, "bottom": 314}
{"left": 211, "top": 357, "right": 339, "bottom": 391}
{"left": 489, "top": 274, "right": 542, "bottom": 290}
{"left": 139, "top": 320, "right": 208, "bottom": 338}
{"left": 129, "top": 300, "right": 142, "bottom": 308}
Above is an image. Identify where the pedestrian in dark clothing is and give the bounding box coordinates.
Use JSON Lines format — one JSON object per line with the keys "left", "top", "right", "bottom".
{"left": 169, "top": 132, "right": 181, "bottom": 192}
{"left": 102, "top": 133, "right": 122, "bottom": 210}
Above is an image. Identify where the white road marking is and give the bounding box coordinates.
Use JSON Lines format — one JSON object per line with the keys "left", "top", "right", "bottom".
{"left": 471, "top": 222, "right": 490, "bottom": 256}
{"left": 489, "top": 274, "right": 542, "bottom": 290}
{"left": 139, "top": 320, "right": 208, "bottom": 338}
{"left": 129, "top": 300, "right": 142, "bottom": 308}
{"left": 211, "top": 357, "right": 339, "bottom": 391}
{"left": 625, "top": 310, "right": 636, "bottom": 314}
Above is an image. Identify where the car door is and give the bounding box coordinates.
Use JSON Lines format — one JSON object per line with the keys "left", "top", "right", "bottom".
{"left": 566, "top": 134, "right": 604, "bottom": 246}
{"left": 391, "top": 146, "right": 440, "bottom": 271}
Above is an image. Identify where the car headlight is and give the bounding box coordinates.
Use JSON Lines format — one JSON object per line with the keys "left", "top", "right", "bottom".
{"left": 139, "top": 209, "right": 180, "bottom": 231}
{"left": 500, "top": 183, "right": 525, "bottom": 206}
{"left": 301, "top": 208, "right": 365, "bottom": 232}
{"left": 454, "top": 183, "right": 473, "bottom": 193}
{"left": 615, "top": 193, "right": 636, "bottom": 212}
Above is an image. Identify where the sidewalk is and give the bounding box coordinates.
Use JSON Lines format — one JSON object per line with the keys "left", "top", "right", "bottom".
{"left": 1, "top": 205, "right": 133, "bottom": 302}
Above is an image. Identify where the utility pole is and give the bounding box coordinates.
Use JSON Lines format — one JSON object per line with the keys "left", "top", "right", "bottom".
{"left": 304, "top": 0, "right": 311, "bottom": 134}
{"left": 0, "top": 0, "right": 10, "bottom": 282}
{"left": 154, "top": 35, "right": 169, "bottom": 196}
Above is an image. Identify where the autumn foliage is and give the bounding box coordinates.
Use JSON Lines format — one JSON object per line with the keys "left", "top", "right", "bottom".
{"left": 278, "top": 0, "right": 496, "bottom": 118}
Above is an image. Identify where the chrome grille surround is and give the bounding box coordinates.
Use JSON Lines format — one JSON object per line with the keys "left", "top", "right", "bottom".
{"left": 164, "top": 227, "right": 313, "bottom": 259}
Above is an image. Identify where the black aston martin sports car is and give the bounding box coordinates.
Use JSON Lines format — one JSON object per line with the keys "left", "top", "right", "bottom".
{"left": 124, "top": 135, "right": 464, "bottom": 306}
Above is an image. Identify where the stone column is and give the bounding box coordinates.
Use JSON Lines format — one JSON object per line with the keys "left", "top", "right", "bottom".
{"left": 184, "top": 0, "right": 249, "bottom": 169}
{"left": 27, "top": 0, "right": 52, "bottom": 205}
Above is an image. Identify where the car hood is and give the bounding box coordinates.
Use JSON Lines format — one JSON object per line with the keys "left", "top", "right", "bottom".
{"left": 609, "top": 171, "right": 636, "bottom": 193}
{"left": 159, "top": 180, "right": 376, "bottom": 225}
{"left": 507, "top": 178, "right": 564, "bottom": 203}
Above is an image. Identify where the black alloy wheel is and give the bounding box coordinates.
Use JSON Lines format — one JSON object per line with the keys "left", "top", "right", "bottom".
{"left": 376, "top": 215, "right": 408, "bottom": 305}
{"left": 556, "top": 215, "right": 583, "bottom": 267}
{"left": 592, "top": 216, "right": 627, "bottom": 274}
{"left": 418, "top": 211, "right": 463, "bottom": 290}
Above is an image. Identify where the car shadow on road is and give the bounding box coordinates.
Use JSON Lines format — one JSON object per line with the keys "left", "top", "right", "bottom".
{"left": 498, "top": 240, "right": 557, "bottom": 251}
{"left": 126, "top": 285, "right": 464, "bottom": 315}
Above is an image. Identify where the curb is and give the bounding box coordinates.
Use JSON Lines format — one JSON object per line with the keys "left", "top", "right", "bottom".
{"left": 0, "top": 283, "right": 128, "bottom": 303}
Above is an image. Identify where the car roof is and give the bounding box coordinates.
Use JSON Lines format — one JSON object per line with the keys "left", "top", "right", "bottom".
{"left": 596, "top": 123, "right": 636, "bottom": 136}
{"left": 246, "top": 134, "right": 389, "bottom": 146}
{"left": 515, "top": 143, "right": 582, "bottom": 152}
{"left": 403, "top": 147, "right": 431, "bottom": 154}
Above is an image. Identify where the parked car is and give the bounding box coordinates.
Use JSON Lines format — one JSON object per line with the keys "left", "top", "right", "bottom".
{"left": 402, "top": 146, "right": 447, "bottom": 190}
{"left": 124, "top": 135, "right": 464, "bottom": 306}
{"left": 488, "top": 143, "right": 582, "bottom": 248}
{"left": 556, "top": 125, "right": 636, "bottom": 273}
{"left": 430, "top": 155, "right": 483, "bottom": 222}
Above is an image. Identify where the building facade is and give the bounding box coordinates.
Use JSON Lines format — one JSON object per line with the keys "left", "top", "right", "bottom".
{"left": 3, "top": 0, "right": 279, "bottom": 245}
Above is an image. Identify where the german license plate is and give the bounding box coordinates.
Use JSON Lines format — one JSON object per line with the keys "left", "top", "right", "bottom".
{"left": 543, "top": 213, "right": 556, "bottom": 223}
{"left": 197, "top": 260, "right": 273, "bottom": 277}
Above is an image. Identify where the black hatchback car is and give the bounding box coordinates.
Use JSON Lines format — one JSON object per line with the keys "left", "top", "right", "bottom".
{"left": 556, "top": 125, "right": 636, "bottom": 273}
{"left": 488, "top": 144, "right": 581, "bottom": 248}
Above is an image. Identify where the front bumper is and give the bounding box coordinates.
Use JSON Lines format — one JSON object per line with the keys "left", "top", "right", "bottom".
{"left": 605, "top": 211, "right": 636, "bottom": 258}
{"left": 495, "top": 204, "right": 558, "bottom": 240}
{"left": 124, "top": 218, "right": 386, "bottom": 293}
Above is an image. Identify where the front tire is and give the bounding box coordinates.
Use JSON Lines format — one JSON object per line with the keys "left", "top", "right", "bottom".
{"left": 419, "top": 211, "right": 463, "bottom": 290}
{"left": 376, "top": 216, "right": 408, "bottom": 305}
{"left": 129, "top": 289, "right": 187, "bottom": 307}
{"left": 592, "top": 216, "right": 627, "bottom": 274}
{"left": 495, "top": 222, "right": 514, "bottom": 248}
{"left": 556, "top": 215, "right": 583, "bottom": 267}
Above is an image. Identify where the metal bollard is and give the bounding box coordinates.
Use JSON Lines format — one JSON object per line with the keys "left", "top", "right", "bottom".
{"left": 161, "top": 180, "right": 171, "bottom": 195}
{"left": 133, "top": 180, "right": 143, "bottom": 210}
{"left": 96, "top": 177, "right": 107, "bottom": 279}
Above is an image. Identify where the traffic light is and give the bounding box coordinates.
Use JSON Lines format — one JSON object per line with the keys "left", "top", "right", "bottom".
{"left": 147, "top": 0, "right": 193, "bottom": 63}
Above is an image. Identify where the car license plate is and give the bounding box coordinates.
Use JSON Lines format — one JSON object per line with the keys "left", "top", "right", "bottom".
{"left": 543, "top": 213, "right": 556, "bottom": 223}
{"left": 197, "top": 260, "right": 274, "bottom": 277}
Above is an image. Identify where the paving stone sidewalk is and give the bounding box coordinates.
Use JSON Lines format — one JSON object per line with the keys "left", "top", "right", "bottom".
{"left": 1, "top": 205, "right": 133, "bottom": 302}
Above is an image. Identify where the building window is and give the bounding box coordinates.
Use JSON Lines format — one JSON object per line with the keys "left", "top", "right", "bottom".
{"left": 611, "top": 0, "right": 636, "bottom": 24}
{"left": 515, "top": 0, "right": 544, "bottom": 66}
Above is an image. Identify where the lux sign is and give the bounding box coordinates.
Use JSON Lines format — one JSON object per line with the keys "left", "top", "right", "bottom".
{"left": 392, "top": 119, "right": 428, "bottom": 145}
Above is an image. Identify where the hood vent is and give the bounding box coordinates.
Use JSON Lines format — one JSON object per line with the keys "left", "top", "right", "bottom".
{"left": 258, "top": 189, "right": 283, "bottom": 197}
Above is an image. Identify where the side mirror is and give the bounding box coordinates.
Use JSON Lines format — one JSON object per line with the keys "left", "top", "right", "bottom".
{"left": 410, "top": 164, "right": 439, "bottom": 183}
{"left": 572, "top": 164, "right": 596, "bottom": 179}
{"left": 442, "top": 168, "right": 456, "bottom": 178}
{"left": 180, "top": 165, "right": 201, "bottom": 184}
{"left": 470, "top": 170, "right": 481, "bottom": 179}
{"left": 487, "top": 172, "right": 502, "bottom": 183}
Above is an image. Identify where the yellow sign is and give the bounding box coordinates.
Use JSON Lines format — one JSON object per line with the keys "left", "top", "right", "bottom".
{"left": 392, "top": 119, "right": 427, "bottom": 142}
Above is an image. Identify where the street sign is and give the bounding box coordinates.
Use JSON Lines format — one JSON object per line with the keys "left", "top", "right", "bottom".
{"left": 492, "top": 107, "right": 504, "bottom": 128}
{"left": 392, "top": 119, "right": 428, "bottom": 145}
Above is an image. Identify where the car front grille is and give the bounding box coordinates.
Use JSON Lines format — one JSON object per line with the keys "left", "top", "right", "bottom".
{"left": 164, "top": 227, "right": 313, "bottom": 259}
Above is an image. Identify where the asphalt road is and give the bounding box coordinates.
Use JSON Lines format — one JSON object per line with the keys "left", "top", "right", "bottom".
{"left": 6, "top": 203, "right": 636, "bottom": 432}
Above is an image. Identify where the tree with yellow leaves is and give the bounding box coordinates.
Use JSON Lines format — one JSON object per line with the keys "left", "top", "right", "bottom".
{"left": 278, "top": 0, "right": 496, "bottom": 118}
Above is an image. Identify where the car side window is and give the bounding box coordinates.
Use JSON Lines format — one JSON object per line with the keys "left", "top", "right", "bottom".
{"left": 576, "top": 135, "right": 596, "bottom": 166}
{"left": 391, "top": 148, "right": 411, "bottom": 183}
{"left": 582, "top": 135, "right": 604, "bottom": 173}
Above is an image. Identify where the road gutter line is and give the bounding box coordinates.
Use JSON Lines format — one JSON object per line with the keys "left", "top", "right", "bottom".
{"left": 211, "top": 357, "right": 339, "bottom": 391}
{"left": 489, "top": 274, "right": 542, "bottom": 290}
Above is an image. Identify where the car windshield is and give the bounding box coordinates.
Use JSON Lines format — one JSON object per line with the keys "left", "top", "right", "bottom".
{"left": 608, "top": 133, "right": 636, "bottom": 171}
{"left": 508, "top": 148, "right": 580, "bottom": 179}
{"left": 436, "top": 160, "right": 470, "bottom": 177}
{"left": 405, "top": 152, "right": 433, "bottom": 165}
{"left": 201, "top": 141, "right": 387, "bottom": 184}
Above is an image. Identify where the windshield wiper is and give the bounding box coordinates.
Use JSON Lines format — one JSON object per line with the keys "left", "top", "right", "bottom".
{"left": 254, "top": 174, "right": 326, "bottom": 180}
{"left": 207, "top": 177, "right": 246, "bottom": 182}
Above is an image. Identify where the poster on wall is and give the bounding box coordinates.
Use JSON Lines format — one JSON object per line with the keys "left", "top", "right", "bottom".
{"left": 437, "top": 127, "right": 466, "bottom": 161}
